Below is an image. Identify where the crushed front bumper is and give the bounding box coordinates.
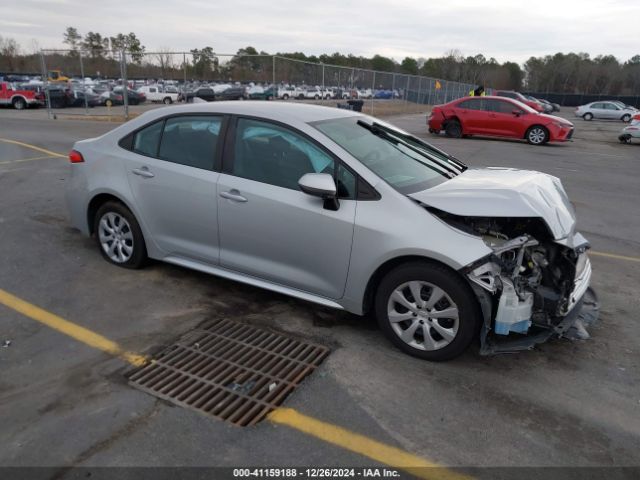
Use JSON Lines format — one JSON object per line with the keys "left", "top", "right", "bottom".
{"left": 479, "top": 287, "right": 600, "bottom": 355}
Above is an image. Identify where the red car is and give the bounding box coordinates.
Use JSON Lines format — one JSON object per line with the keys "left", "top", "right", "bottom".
{"left": 427, "top": 96, "right": 574, "bottom": 145}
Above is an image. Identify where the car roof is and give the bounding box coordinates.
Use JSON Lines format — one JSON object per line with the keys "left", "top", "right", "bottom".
{"left": 134, "top": 101, "right": 361, "bottom": 124}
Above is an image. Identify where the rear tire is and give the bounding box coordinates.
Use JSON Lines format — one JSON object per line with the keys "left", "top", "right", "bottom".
{"left": 94, "top": 201, "right": 147, "bottom": 269}
{"left": 163, "top": 97, "right": 172, "bottom": 104}
{"left": 444, "top": 120, "right": 462, "bottom": 138}
{"left": 12, "top": 97, "right": 27, "bottom": 110}
{"left": 583, "top": 112, "right": 593, "bottom": 121}
{"left": 375, "top": 263, "right": 480, "bottom": 361}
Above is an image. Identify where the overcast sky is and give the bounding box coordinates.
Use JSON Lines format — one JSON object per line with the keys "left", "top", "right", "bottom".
{"left": 2, "top": 0, "right": 638, "bottom": 64}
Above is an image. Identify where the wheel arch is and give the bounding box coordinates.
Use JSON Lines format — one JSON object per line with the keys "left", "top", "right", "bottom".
{"left": 361, "top": 255, "right": 473, "bottom": 315}
{"left": 87, "top": 192, "right": 137, "bottom": 235}
{"left": 525, "top": 123, "right": 549, "bottom": 141}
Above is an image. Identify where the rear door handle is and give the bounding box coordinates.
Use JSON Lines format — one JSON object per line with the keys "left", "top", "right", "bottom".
{"left": 132, "top": 167, "right": 154, "bottom": 178}
{"left": 220, "top": 189, "right": 248, "bottom": 203}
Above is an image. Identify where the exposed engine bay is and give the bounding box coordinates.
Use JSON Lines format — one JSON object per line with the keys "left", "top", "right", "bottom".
{"left": 427, "top": 207, "right": 599, "bottom": 354}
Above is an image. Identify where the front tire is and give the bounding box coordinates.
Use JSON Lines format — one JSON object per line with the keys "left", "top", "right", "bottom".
{"left": 526, "top": 125, "right": 549, "bottom": 145}
{"left": 622, "top": 114, "right": 631, "bottom": 123}
{"left": 94, "top": 201, "right": 146, "bottom": 269}
{"left": 375, "top": 263, "right": 480, "bottom": 361}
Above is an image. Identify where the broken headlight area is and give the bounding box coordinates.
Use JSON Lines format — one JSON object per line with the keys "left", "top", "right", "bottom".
{"left": 430, "top": 209, "right": 600, "bottom": 354}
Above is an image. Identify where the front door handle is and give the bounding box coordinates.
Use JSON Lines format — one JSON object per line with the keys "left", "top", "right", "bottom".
{"left": 220, "top": 189, "right": 248, "bottom": 203}
{"left": 132, "top": 167, "right": 154, "bottom": 178}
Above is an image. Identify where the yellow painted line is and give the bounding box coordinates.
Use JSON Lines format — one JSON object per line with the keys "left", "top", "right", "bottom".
{"left": 0, "top": 154, "right": 59, "bottom": 165}
{"left": 268, "top": 408, "right": 470, "bottom": 480}
{"left": 0, "top": 138, "right": 65, "bottom": 158}
{"left": 0, "top": 287, "right": 465, "bottom": 476}
{"left": 590, "top": 251, "right": 640, "bottom": 263}
{"left": 0, "top": 288, "right": 147, "bottom": 367}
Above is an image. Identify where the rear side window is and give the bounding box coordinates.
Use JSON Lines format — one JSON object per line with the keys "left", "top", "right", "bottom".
{"left": 158, "top": 116, "right": 222, "bottom": 170}
{"left": 457, "top": 99, "right": 483, "bottom": 110}
{"left": 133, "top": 120, "right": 162, "bottom": 157}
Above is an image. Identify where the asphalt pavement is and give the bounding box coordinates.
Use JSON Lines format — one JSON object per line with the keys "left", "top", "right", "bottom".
{"left": 0, "top": 107, "right": 638, "bottom": 476}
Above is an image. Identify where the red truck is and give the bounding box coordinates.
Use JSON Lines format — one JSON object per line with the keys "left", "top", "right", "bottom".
{"left": 0, "top": 82, "right": 45, "bottom": 110}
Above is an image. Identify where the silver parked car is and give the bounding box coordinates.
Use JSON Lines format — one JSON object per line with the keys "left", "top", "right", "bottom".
{"left": 575, "top": 101, "right": 635, "bottom": 122}
{"left": 65, "top": 103, "right": 598, "bottom": 361}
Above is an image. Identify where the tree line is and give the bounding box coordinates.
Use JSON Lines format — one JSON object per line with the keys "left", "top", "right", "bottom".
{"left": 1, "top": 28, "right": 639, "bottom": 95}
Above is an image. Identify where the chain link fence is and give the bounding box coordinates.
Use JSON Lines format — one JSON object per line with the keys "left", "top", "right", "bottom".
{"left": 35, "top": 50, "right": 483, "bottom": 119}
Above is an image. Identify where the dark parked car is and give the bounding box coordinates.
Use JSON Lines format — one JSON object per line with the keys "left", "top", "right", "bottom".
{"left": 249, "top": 87, "right": 276, "bottom": 100}
{"left": 215, "top": 86, "right": 246, "bottom": 100}
{"left": 182, "top": 87, "right": 217, "bottom": 102}
{"left": 100, "top": 90, "right": 124, "bottom": 106}
{"left": 69, "top": 89, "right": 101, "bottom": 107}
{"left": 113, "top": 87, "right": 146, "bottom": 105}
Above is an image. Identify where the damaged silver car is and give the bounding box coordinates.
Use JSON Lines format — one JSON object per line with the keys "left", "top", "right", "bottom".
{"left": 65, "top": 102, "right": 598, "bottom": 361}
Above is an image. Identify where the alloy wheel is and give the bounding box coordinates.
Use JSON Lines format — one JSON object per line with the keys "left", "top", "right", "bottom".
{"left": 528, "top": 127, "right": 546, "bottom": 144}
{"left": 386, "top": 281, "right": 460, "bottom": 351}
{"left": 98, "top": 212, "right": 134, "bottom": 263}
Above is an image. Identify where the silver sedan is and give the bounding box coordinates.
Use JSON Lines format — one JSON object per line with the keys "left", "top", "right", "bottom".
{"left": 575, "top": 101, "right": 635, "bottom": 122}
{"left": 65, "top": 102, "right": 597, "bottom": 360}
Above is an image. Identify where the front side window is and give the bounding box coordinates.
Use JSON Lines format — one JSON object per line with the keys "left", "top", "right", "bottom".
{"left": 314, "top": 117, "right": 466, "bottom": 194}
{"left": 493, "top": 99, "right": 517, "bottom": 114}
{"left": 158, "top": 116, "right": 222, "bottom": 170}
{"left": 233, "top": 118, "right": 335, "bottom": 191}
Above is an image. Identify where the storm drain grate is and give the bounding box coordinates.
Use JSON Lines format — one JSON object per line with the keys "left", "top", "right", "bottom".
{"left": 127, "top": 318, "right": 329, "bottom": 426}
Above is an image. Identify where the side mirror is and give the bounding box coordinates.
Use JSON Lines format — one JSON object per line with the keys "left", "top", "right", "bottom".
{"left": 298, "top": 173, "right": 339, "bottom": 210}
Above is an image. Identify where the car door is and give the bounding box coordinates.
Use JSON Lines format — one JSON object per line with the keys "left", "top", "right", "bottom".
{"left": 490, "top": 99, "right": 524, "bottom": 137}
{"left": 455, "top": 98, "right": 488, "bottom": 134}
{"left": 124, "top": 114, "right": 225, "bottom": 263}
{"left": 217, "top": 117, "right": 357, "bottom": 299}
{"left": 590, "top": 103, "right": 605, "bottom": 119}
{"left": 603, "top": 102, "right": 621, "bottom": 119}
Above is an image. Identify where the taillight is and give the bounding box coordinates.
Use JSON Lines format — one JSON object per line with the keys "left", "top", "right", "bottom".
{"left": 69, "top": 150, "right": 84, "bottom": 163}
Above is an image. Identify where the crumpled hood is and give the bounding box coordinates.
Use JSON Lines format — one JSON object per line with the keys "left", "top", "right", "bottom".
{"left": 409, "top": 167, "right": 576, "bottom": 240}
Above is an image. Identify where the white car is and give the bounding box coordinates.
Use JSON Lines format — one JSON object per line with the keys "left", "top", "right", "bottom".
{"left": 357, "top": 89, "right": 373, "bottom": 99}
{"left": 575, "top": 101, "right": 635, "bottom": 122}
{"left": 137, "top": 85, "right": 179, "bottom": 104}
{"left": 279, "top": 87, "right": 305, "bottom": 100}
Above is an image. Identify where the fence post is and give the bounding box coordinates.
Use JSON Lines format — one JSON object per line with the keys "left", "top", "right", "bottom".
{"left": 272, "top": 55, "right": 276, "bottom": 94}
{"left": 371, "top": 70, "right": 376, "bottom": 115}
{"left": 405, "top": 75, "right": 410, "bottom": 111}
{"left": 120, "top": 49, "right": 129, "bottom": 119}
{"left": 79, "top": 51, "right": 88, "bottom": 114}
{"left": 40, "top": 51, "right": 52, "bottom": 119}
{"left": 391, "top": 73, "right": 395, "bottom": 101}
{"left": 183, "top": 52, "right": 187, "bottom": 84}
{"left": 417, "top": 76, "right": 422, "bottom": 105}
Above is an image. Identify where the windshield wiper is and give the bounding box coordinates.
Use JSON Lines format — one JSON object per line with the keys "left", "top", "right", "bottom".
{"left": 370, "top": 122, "right": 467, "bottom": 172}
{"left": 357, "top": 120, "right": 461, "bottom": 178}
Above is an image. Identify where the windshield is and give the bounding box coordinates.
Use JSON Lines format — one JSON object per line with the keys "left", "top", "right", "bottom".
{"left": 313, "top": 116, "right": 466, "bottom": 194}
